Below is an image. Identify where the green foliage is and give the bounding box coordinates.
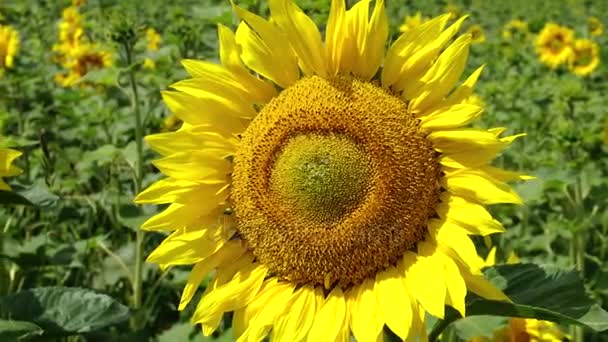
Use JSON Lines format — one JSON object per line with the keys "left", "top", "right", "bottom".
{"left": 0, "top": 287, "right": 129, "bottom": 338}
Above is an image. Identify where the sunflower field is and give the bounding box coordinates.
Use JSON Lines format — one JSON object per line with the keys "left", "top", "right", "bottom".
{"left": 1, "top": 0, "right": 608, "bottom": 341}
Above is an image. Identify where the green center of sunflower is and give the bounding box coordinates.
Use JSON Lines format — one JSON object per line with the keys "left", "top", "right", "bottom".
{"left": 270, "top": 134, "right": 373, "bottom": 224}
{"left": 232, "top": 75, "right": 442, "bottom": 288}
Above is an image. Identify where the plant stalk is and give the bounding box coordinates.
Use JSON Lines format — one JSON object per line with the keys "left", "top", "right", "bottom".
{"left": 124, "top": 41, "right": 145, "bottom": 320}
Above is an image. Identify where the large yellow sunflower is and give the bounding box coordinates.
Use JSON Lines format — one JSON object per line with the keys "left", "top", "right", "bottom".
{"left": 535, "top": 23, "right": 574, "bottom": 69}
{"left": 137, "top": 1, "right": 526, "bottom": 340}
{"left": 568, "top": 39, "right": 600, "bottom": 77}
{"left": 0, "top": 24, "right": 19, "bottom": 70}
{"left": 0, "top": 147, "right": 21, "bottom": 191}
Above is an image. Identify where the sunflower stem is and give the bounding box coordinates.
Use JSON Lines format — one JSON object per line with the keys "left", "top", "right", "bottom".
{"left": 123, "top": 38, "right": 145, "bottom": 327}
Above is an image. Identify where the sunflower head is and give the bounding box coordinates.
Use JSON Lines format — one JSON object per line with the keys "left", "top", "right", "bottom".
{"left": 588, "top": 16, "right": 603, "bottom": 36}
{"left": 138, "top": 1, "right": 526, "bottom": 340}
{"left": 0, "top": 24, "right": 19, "bottom": 69}
{"left": 569, "top": 39, "right": 600, "bottom": 76}
{"left": 502, "top": 19, "right": 528, "bottom": 40}
{"left": 55, "top": 44, "right": 113, "bottom": 87}
{"left": 466, "top": 24, "right": 486, "bottom": 44}
{"left": 535, "top": 22, "right": 574, "bottom": 68}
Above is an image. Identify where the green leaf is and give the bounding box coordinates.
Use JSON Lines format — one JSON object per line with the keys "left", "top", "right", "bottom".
{"left": 476, "top": 263, "right": 608, "bottom": 330}
{"left": 0, "top": 191, "right": 32, "bottom": 206}
{"left": 17, "top": 182, "right": 59, "bottom": 207}
{"left": 430, "top": 264, "right": 608, "bottom": 341}
{"left": 452, "top": 316, "right": 508, "bottom": 340}
{"left": 0, "top": 320, "right": 43, "bottom": 341}
{"left": 0, "top": 287, "right": 130, "bottom": 337}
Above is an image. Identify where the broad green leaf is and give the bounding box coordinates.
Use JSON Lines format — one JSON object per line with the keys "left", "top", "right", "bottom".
{"left": 0, "top": 320, "right": 43, "bottom": 341}
{"left": 470, "top": 264, "right": 607, "bottom": 330}
{"left": 430, "top": 264, "right": 608, "bottom": 341}
{"left": 0, "top": 287, "right": 130, "bottom": 337}
{"left": 452, "top": 316, "right": 507, "bottom": 340}
{"left": 17, "top": 182, "right": 59, "bottom": 207}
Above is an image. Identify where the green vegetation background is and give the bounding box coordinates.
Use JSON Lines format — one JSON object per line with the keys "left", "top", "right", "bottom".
{"left": 1, "top": 0, "right": 607, "bottom": 341}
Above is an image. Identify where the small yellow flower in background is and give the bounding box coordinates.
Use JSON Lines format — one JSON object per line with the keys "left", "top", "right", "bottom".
{"left": 466, "top": 24, "right": 486, "bottom": 44}
{"left": 470, "top": 248, "right": 568, "bottom": 342}
{"left": 143, "top": 28, "right": 162, "bottom": 69}
{"left": 135, "top": 0, "right": 528, "bottom": 340}
{"left": 161, "top": 114, "right": 182, "bottom": 132}
{"left": 55, "top": 45, "right": 113, "bottom": 87}
{"left": 464, "top": 94, "right": 485, "bottom": 108}
{"left": 0, "top": 147, "right": 22, "bottom": 191}
{"left": 568, "top": 39, "right": 600, "bottom": 76}
{"left": 53, "top": 4, "right": 113, "bottom": 87}
{"left": 399, "top": 12, "right": 427, "bottom": 33}
{"left": 587, "top": 16, "right": 603, "bottom": 36}
{"left": 502, "top": 19, "right": 528, "bottom": 40}
{"left": 535, "top": 23, "right": 574, "bottom": 69}
{"left": 0, "top": 24, "right": 19, "bottom": 69}
{"left": 146, "top": 28, "right": 161, "bottom": 51}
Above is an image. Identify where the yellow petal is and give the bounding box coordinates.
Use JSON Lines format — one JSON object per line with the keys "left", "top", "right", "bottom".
{"left": 485, "top": 247, "right": 497, "bottom": 266}
{"left": 239, "top": 280, "right": 295, "bottom": 342}
{"left": 433, "top": 221, "right": 484, "bottom": 272}
{"left": 269, "top": 0, "right": 327, "bottom": 77}
{"left": 273, "top": 285, "right": 317, "bottom": 341}
{"left": 170, "top": 78, "right": 257, "bottom": 120}
{"left": 216, "top": 24, "right": 277, "bottom": 103}
{"left": 395, "top": 15, "right": 467, "bottom": 95}
{"left": 404, "top": 246, "right": 446, "bottom": 319}
{"left": 232, "top": 6, "right": 299, "bottom": 88}
{"left": 444, "top": 169, "right": 523, "bottom": 205}
{"left": 161, "top": 91, "right": 245, "bottom": 132}
{"left": 480, "top": 166, "right": 535, "bottom": 181}
{"left": 146, "top": 227, "right": 224, "bottom": 265}
{"left": 152, "top": 151, "right": 231, "bottom": 182}
{"left": 179, "top": 241, "right": 246, "bottom": 310}
{"left": 409, "top": 33, "right": 472, "bottom": 113}
{"left": 437, "top": 193, "right": 505, "bottom": 235}
{"left": 145, "top": 128, "right": 238, "bottom": 157}
{"left": 325, "top": 0, "right": 348, "bottom": 75}
{"left": 348, "top": 0, "right": 388, "bottom": 79}
{"left": 0, "top": 148, "right": 22, "bottom": 174}
{"left": 135, "top": 179, "right": 226, "bottom": 204}
{"left": 348, "top": 278, "right": 384, "bottom": 342}
{"left": 439, "top": 252, "right": 467, "bottom": 316}
{"left": 420, "top": 103, "right": 483, "bottom": 130}
{"left": 191, "top": 262, "right": 267, "bottom": 327}
{"left": 375, "top": 262, "right": 412, "bottom": 339}
{"left": 382, "top": 14, "right": 450, "bottom": 88}
{"left": 141, "top": 203, "right": 224, "bottom": 232}
{"left": 307, "top": 287, "right": 347, "bottom": 342}
{"left": 461, "top": 270, "right": 510, "bottom": 302}
{"left": 442, "top": 65, "right": 485, "bottom": 106}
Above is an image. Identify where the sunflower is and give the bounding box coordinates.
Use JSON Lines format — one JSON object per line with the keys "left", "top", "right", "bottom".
{"left": 535, "top": 23, "right": 574, "bottom": 69}
{"left": 0, "top": 24, "right": 19, "bottom": 70}
{"left": 469, "top": 248, "right": 569, "bottom": 342}
{"left": 54, "top": 44, "right": 113, "bottom": 87}
{"left": 466, "top": 24, "right": 486, "bottom": 44}
{"left": 0, "top": 147, "right": 21, "bottom": 191}
{"left": 502, "top": 19, "right": 528, "bottom": 40}
{"left": 399, "top": 12, "right": 427, "bottom": 33}
{"left": 143, "top": 28, "right": 162, "bottom": 70}
{"left": 587, "top": 16, "right": 603, "bottom": 36}
{"left": 568, "top": 39, "right": 600, "bottom": 76}
{"left": 137, "top": 1, "right": 526, "bottom": 340}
